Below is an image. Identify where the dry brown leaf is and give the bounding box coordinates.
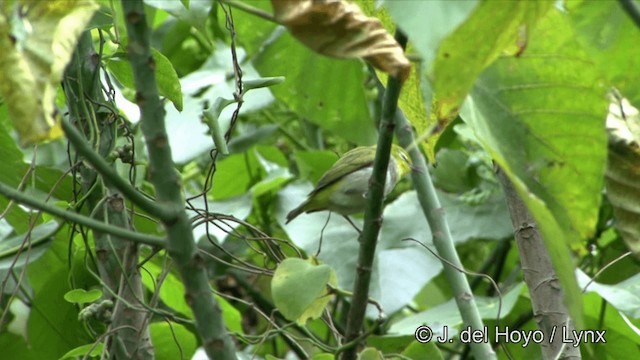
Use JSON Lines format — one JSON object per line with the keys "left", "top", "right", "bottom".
{"left": 272, "top": 0, "right": 410, "bottom": 81}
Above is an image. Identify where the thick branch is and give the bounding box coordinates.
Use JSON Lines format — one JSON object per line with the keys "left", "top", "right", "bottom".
{"left": 0, "top": 181, "right": 165, "bottom": 247}
{"left": 341, "top": 31, "right": 406, "bottom": 360}
{"left": 390, "top": 81, "right": 496, "bottom": 360}
{"left": 120, "top": 1, "right": 237, "bottom": 359}
{"left": 497, "top": 168, "right": 579, "bottom": 360}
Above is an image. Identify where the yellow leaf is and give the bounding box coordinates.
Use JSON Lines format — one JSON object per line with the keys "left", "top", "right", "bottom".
{"left": 0, "top": 0, "right": 98, "bottom": 145}
{"left": 272, "top": 0, "right": 410, "bottom": 81}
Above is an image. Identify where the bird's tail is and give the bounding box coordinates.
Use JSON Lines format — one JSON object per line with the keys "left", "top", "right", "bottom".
{"left": 285, "top": 204, "right": 306, "bottom": 224}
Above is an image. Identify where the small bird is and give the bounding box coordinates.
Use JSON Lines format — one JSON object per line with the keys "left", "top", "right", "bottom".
{"left": 286, "top": 144, "right": 412, "bottom": 223}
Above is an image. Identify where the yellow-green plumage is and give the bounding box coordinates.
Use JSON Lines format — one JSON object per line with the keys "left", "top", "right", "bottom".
{"left": 286, "top": 145, "right": 412, "bottom": 223}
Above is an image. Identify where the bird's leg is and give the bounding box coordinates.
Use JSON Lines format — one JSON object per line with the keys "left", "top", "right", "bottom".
{"left": 342, "top": 215, "right": 362, "bottom": 234}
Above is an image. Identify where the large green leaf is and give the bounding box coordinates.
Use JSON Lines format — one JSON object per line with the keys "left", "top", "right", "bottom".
{"left": 431, "top": 0, "right": 553, "bottom": 128}
{"left": 461, "top": 10, "right": 609, "bottom": 328}
{"left": 567, "top": 0, "right": 640, "bottom": 109}
{"left": 388, "top": 283, "right": 525, "bottom": 338}
{"left": 106, "top": 48, "right": 183, "bottom": 111}
{"left": 150, "top": 322, "right": 197, "bottom": 360}
{"left": 254, "top": 30, "right": 377, "bottom": 145}
{"left": 271, "top": 258, "right": 337, "bottom": 325}
{"left": 0, "top": 221, "right": 59, "bottom": 270}
{"left": 27, "top": 268, "right": 91, "bottom": 359}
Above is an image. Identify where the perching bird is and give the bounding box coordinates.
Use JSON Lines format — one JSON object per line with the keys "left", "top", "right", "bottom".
{"left": 286, "top": 144, "right": 412, "bottom": 223}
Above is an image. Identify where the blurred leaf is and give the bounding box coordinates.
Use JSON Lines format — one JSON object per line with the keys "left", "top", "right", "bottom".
{"left": 567, "top": 0, "right": 640, "bottom": 109}
{"left": 271, "top": 258, "right": 337, "bottom": 325}
{"left": 605, "top": 99, "right": 640, "bottom": 257}
{"left": 583, "top": 292, "right": 640, "bottom": 358}
{"left": 0, "top": 0, "right": 98, "bottom": 145}
{"left": 272, "top": 0, "right": 410, "bottom": 81}
{"left": 430, "top": 0, "right": 553, "bottom": 139}
{"left": 106, "top": 48, "right": 183, "bottom": 111}
{"left": 215, "top": 295, "right": 244, "bottom": 335}
{"left": 227, "top": 124, "right": 279, "bottom": 153}
{"left": 27, "top": 268, "right": 91, "bottom": 359}
{"left": 0, "top": 221, "right": 59, "bottom": 269}
{"left": 461, "top": 9, "right": 609, "bottom": 328}
{"left": 251, "top": 150, "right": 293, "bottom": 198}
{"left": 577, "top": 270, "right": 640, "bottom": 319}
{"left": 293, "top": 150, "right": 340, "bottom": 184}
{"left": 389, "top": 283, "right": 524, "bottom": 338}
{"left": 243, "top": 76, "right": 285, "bottom": 91}
{"left": 357, "top": 347, "right": 384, "bottom": 360}
{"left": 402, "top": 340, "right": 443, "bottom": 360}
{"left": 59, "top": 343, "right": 104, "bottom": 360}
{"left": 382, "top": 0, "right": 477, "bottom": 72}
{"left": 144, "top": 0, "right": 212, "bottom": 31}
{"left": 430, "top": 149, "right": 478, "bottom": 193}
{"left": 439, "top": 191, "right": 513, "bottom": 243}
{"left": 141, "top": 260, "right": 193, "bottom": 318}
{"left": 150, "top": 322, "right": 197, "bottom": 360}
{"left": 254, "top": 29, "right": 376, "bottom": 145}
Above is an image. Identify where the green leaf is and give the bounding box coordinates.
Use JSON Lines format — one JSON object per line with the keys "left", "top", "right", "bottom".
{"left": 141, "top": 261, "right": 193, "bottom": 318}
{"left": 243, "top": 76, "right": 285, "bottom": 91}
{"left": 357, "top": 347, "right": 384, "bottom": 360}
{"left": 431, "top": 0, "right": 553, "bottom": 127}
{"left": 63, "top": 288, "right": 103, "bottom": 305}
{"left": 582, "top": 292, "right": 640, "bottom": 357}
{"left": 461, "top": 9, "right": 609, "bottom": 328}
{"left": 0, "top": 221, "right": 60, "bottom": 269}
{"left": 271, "top": 258, "right": 337, "bottom": 325}
{"left": 389, "top": 283, "right": 525, "bottom": 338}
{"left": 382, "top": 0, "right": 478, "bottom": 71}
{"left": 402, "top": 340, "right": 443, "bottom": 360}
{"left": 144, "top": 0, "right": 212, "bottom": 31}
{"left": 58, "top": 343, "right": 104, "bottom": 360}
{"left": 215, "top": 295, "right": 244, "bottom": 335}
{"left": 150, "top": 322, "right": 197, "bottom": 360}
{"left": 27, "top": 268, "right": 91, "bottom": 359}
{"left": 567, "top": 0, "right": 640, "bottom": 109}
{"left": 254, "top": 30, "right": 377, "bottom": 145}
{"left": 0, "top": 0, "right": 98, "bottom": 145}
{"left": 107, "top": 48, "right": 183, "bottom": 111}
{"left": 577, "top": 270, "right": 640, "bottom": 318}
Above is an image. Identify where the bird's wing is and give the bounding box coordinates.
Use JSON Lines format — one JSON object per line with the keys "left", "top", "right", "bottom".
{"left": 312, "top": 146, "right": 374, "bottom": 193}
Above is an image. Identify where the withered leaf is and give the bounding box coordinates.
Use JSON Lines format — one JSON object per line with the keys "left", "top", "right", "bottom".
{"left": 272, "top": 0, "right": 410, "bottom": 81}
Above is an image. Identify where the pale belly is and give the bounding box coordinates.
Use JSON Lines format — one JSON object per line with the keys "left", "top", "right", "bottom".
{"left": 327, "top": 166, "right": 398, "bottom": 214}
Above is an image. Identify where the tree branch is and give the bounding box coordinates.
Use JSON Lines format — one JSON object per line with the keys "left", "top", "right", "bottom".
{"left": 341, "top": 31, "right": 406, "bottom": 360}
{"left": 390, "top": 68, "right": 496, "bottom": 360}
{"left": 61, "top": 117, "right": 176, "bottom": 222}
{"left": 496, "top": 168, "right": 579, "bottom": 360}
{"left": 0, "top": 181, "right": 165, "bottom": 248}
{"left": 120, "top": 1, "right": 237, "bottom": 358}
